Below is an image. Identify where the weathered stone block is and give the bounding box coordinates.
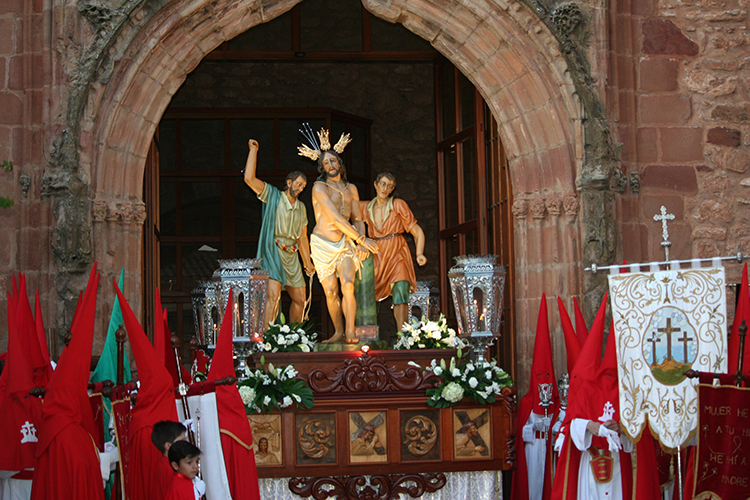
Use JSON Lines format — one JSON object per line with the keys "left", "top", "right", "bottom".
{"left": 705, "top": 146, "right": 750, "bottom": 173}
{"left": 642, "top": 194, "right": 685, "bottom": 219}
{"left": 0, "top": 92, "right": 22, "bottom": 126}
{"left": 695, "top": 240, "right": 723, "bottom": 258}
{"left": 694, "top": 200, "right": 734, "bottom": 223}
{"left": 692, "top": 226, "right": 727, "bottom": 240}
{"left": 641, "top": 165, "right": 698, "bottom": 192}
{"left": 639, "top": 57, "right": 679, "bottom": 91}
{"left": 642, "top": 19, "right": 699, "bottom": 55}
{"left": 637, "top": 127, "right": 658, "bottom": 162}
{"left": 711, "top": 104, "right": 750, "bottom": 123}
{"left": 633, "top": 0, "right": 656, "bottom": 16}
{"left": 661, "top": 127, "right": 703, "bottom": 162}
{"left": 0, "top": 18, "right": 14, "bottom": 54}
{"left": 684, "top": 70, "right": 736, "bottom": 96}
{"left": 0, "top": 56, "right": 5, "bottom": 91}
{"left": 707, "top": 127, "right": 741, "bottom": 146}
{"left": 701, "top": 171, "right": 734, "bottom": 193}
{"left": 639, "top": 95, "right": 692, "bottom": 124}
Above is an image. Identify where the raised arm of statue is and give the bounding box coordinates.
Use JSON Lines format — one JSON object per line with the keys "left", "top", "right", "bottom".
{"left": 409, "top": 223, "right": 427, "bottom": 266}
{"left": 243, "top": 139, "right": 265, "bottom": 195}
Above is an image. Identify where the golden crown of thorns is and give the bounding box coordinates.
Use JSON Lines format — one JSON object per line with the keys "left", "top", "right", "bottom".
{"left": 297, "top": 128, "right": 352, "bottom": 161}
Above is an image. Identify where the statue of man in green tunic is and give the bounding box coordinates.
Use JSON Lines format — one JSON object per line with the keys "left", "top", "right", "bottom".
{"left": 244, "top": 139, "right": 315, "bottom": 328}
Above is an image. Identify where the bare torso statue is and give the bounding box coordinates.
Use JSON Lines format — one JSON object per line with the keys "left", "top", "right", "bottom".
{"left": 309, "top": 151, "right": 378, "bottom": 343}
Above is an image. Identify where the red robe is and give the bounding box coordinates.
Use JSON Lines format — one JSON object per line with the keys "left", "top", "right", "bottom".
{"left": 208, "top": 289, "right": 261, "bottom": 500}
{"left": 164, "top": 472, "right": 196, "bottom": 500}
{"left": 512, "top": 295, "right": 559, "bottom": 500}
{"left": 31, "top": 266, "right": 103, "bottom": 500}
{"left": 114, "top": 284, "right": 179, "bottom": 500}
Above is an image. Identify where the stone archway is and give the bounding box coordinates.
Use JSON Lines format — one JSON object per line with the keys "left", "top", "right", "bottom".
{"left": 75, "top": 0, "right": 600, "bottom": 376}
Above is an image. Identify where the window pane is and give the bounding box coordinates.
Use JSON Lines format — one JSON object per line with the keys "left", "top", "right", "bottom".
{"left": 180, "top": 182, "right": 223, "bottom": 237}
{"left": 301, "top": 0, "right": 361, "bottom": 51}
{"left": 443, "top": 146, "right": 458, "bottom": 228}
{"left": 459, "top": 72, "right": 475, "bottom": 131}
{"left": 371, "top": 16, "right": 433, "bottom": 52}
{"left": 440, "top": 64, "right": 455, "bottom": 140}
{"left": 160, "top": 243, "right": 177, "bottom": 291}
{"left": 231, "top": 119, "right": 274, "bottom": 172}
{"left": 160, "top": 181, "right": 176, "bottom": 236}
{"left": 280, "top": 119, "right": 325, "bottom": 173}
{"left": 348, "top": 125, "right": 367, "bottom": 180}
{"left": 182, "top": 243, "right": 222, "bottom": 292}
{"left": 182, "top": 120, "right": 225, "bottom": 171}
{"left": 159, "top": 119, "right": 177, "bottom": 171}
{"left": 462, "top": 137, "right": 477, "bottom": 221}
{"left": 235, "top": 182, "right": 264, "bottom": 238}
{"left": 235, "top": 242, "right": 258, "bottom": 260}
{"left": 465, "top": 228, "right": 479, "bottom": 255}
{"left": 229, "top": 13, "right": 292, "bottom": 51}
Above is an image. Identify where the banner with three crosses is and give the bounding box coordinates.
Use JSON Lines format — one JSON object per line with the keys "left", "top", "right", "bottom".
{"left": 608, "top": 267, "right": 727, "bottom": 448}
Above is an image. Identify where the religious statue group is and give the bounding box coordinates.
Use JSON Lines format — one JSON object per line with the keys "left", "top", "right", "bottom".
{"left": 243, "top": 127, "right": 426, "bottom": 341}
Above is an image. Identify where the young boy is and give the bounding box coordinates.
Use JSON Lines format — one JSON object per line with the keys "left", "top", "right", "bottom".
{"left": 151, "top": 420, "right": 187, "bottom": 457}
{"left": 166, "top": 440, "right": 206, "bottom": 500}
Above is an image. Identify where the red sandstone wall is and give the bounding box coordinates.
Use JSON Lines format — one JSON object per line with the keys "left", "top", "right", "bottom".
{"left": 610, "top": 0, "right": 750, "bottom": 284}
{"left": 0, "top": 0, "right": 56, "bottom": 354}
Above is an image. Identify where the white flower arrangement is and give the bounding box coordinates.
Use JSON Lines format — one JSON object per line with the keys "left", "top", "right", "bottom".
{"left": 237, "top": 357, "right": 314, "bottom": 414}
{"left": 394, "top": 314, "right": 468, "bottom": 350}
{"left": 256, "top": 319, "right": 317, "bottom": 353}
{"left": 409, "top": 349, "right": 513, "bottom": 408}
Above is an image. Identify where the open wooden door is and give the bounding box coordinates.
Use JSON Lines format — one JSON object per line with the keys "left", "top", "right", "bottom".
{"left": 435, "top": 59, "right": 515, "bottom": 376}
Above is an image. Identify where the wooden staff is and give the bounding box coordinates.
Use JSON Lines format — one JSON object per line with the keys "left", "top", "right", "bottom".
{"left": 735, "top": 320, "right": 747, "bottom": 387}
{"left": 170, "top": 333, "right": 196, "bottom": 445}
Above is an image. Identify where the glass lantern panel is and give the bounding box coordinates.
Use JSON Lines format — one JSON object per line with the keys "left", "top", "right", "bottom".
{"left": 249, "top": 280, "right": 267, "bottom": 338}
{"left": 473, "top": 287, "right": 486, "bottom": 332}
{"left": 493, "top": 281, "right": 505, "bottom": 335}
{"left": 209, "top": 306, "right": 222, "bottom": 346}
{"left": 453, "top": 284, "right": 466, "bottom": 337}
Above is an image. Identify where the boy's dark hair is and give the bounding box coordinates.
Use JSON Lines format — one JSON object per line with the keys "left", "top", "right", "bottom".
{"left": 151, "top": 420, "right": 186, "bottom": 453}
{"left": 168, "top": 439, "right": 201, "bottom": 466}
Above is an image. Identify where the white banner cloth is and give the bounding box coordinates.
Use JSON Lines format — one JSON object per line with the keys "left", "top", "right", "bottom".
{"left": 176, "top": 393, "right": 233, "bottom": 500}
{"left": 608, "top": 268, "right": 727, "bottom": 448}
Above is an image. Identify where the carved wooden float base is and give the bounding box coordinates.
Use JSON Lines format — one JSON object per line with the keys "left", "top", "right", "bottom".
{"left": 289, "top": 472, "right": 448, "bottom": 500}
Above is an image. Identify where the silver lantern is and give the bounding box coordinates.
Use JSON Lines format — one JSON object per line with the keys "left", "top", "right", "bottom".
{"left": 191, "top": 280, "right": 222, "bottom": 346}
{"left": 408, "top": 280, "right": 440, "bottom": 323}
{"left": 448, "top": 255, "right": 507, "bottom": 361}
{"left": 216, "top": 259, "right": 269, "bottom": 370}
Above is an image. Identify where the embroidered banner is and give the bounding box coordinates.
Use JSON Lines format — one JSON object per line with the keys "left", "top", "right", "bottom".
{"left": 694, "top": 384, "right": 750, "bottom": 500}
{"left": 608, "top": 268, "right": 727, "bottom": 448}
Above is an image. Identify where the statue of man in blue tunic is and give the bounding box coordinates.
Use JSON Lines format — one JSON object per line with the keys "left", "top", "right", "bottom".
{"left": 244, "top": 139, "right": 315, "bottom": 328}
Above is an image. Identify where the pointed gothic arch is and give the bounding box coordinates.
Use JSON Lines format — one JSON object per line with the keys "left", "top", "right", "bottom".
{"left": 80, "top": 0, "right": 589, "bottom": 377}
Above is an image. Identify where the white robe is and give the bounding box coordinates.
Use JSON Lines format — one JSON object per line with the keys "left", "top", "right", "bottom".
{"left": 570, "top": 419, "right": 633, "bottom": 500}
{"left": 522, "top": 413, "right": 548, "bottom": 500}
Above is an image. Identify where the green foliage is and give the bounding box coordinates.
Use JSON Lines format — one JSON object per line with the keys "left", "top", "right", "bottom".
{"left": 411, "top": 349, "right": 513, "bottom": 408}
{"left": 1, "top": 160, "right": 13, "bottom": 209}
{"left": 237, "top": 358, "right": 314, "bottom": 414}
{"left": 256, "top": 318, "right": 318, "bottom": 353}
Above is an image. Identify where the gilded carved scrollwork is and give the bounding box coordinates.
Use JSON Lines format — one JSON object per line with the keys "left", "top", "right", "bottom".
{"left": 403, "top": 416, "right": 438, "bottom": 456}
{"left": 289, "top": 473, "right": 447, "bottom": 500}
{"left": 308, "top": 353, "right": 440, "bottom": 393}
{"left": 298, "top": 419, "right": 333, "bottom": 459}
